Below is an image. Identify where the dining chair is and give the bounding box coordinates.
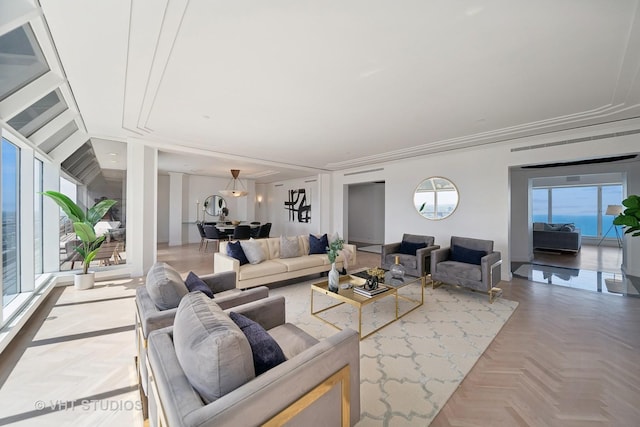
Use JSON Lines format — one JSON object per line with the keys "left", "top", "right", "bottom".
{"left": 257, "top": 222, "right": 272, "bottom": 238}
{"left": 196, "top": 222, "right": 206, "bottom": 251}
{"left": 232, "top": 225, "right": 252, "bottom": 240}
{"left": 203, "top": 224, "right": 224, "bottom": 252}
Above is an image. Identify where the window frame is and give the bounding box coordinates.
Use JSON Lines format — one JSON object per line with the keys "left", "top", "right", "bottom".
{"left": 1, "top": 137, "right": 22, "bottom": 307}
{"left": 532, "top": 183, "right": 624, "bottom": 238}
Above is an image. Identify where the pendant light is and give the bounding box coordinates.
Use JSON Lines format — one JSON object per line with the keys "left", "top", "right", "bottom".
{"left": 219, "top": 169, "right": 248, "bottom": 197}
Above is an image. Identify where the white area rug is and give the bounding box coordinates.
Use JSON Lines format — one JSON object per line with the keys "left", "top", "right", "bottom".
{"left": 359, "top": 245, "right": 382, "bottom": 254}
{"left": 269, "top": 277, "right": 518, "bottom": 425}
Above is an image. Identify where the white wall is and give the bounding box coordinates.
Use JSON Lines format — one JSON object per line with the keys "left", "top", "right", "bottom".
{"left": 332, "top": 121, "right": 640, "bottom": 279}
{"left": 262, "top": 176, "right": 321, "bottom": 237}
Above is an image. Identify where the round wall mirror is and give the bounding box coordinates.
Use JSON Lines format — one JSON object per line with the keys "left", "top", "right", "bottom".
{"left": 413, "top": 177, "right": 459, "bottom": 220}
{"left": 204, "top": 195, "right": 227, "bottom": 216}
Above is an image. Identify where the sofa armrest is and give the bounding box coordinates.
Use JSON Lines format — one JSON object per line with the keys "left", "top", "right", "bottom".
{"left": 381, "top": 242, "right": 401, "bottom": 258}
{"left": 223, "top": 295, "right": 285, "bottom": 330}
{"left": 136, "top": 287, "right": 177, "bottom": 338}
{"left": 184, "top": 328, "right": 360, "bottom": 427}
{"left": 214, "top": 286, "right": 269, "bottom": 311}
{"left": 481, "top": 251, "right": 502, "bottom": 287}
{"left": 343, "top": 243, "right": 357, "bottom": 267}
{"left": 200, "top": 271, "right": 237, "bottom": 294}
{"left": 147, "top": 329, "right": 208, "bottom": 427}
{"left": 415, "top": 244, "right": 440, "bottom": 275}
{"left": 430, "top": 247, "right": 451, "bottom": 270}
{"left": 214, "top": 253, "right": 240, "bottom": 287}
{"left": 148, "top": 327, "right": 360, "bottom": 427}
{"left": 416, "top": 244, "right": 440, "bottom": 260}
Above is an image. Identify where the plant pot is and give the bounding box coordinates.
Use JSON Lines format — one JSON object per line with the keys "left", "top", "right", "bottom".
{"left": 74, "top": 272, "right": 95, "bottom": 290}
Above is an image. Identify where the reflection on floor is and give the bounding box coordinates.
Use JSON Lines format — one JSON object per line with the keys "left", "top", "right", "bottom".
{"left": 512, "top": 264, "right": 639, "bottom": 296}
{"left": 511, "top": 244, "right": 639, "bottom": 297}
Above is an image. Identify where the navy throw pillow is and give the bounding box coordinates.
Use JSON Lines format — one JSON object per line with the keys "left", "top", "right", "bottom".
{"left": 226, "top": 241, "right": 249, "bottom": 265}
{"left": 450, "top": 245, "right": 487, "bottom": 265}
{"left": 229, "top": 311, "right": 287, "bottom": 375}
{"left": 184, "top": 271, "right": 214, "bottom": 298}
{"left": 399, "top": 241, "right": 427, "bottom": 256}
{"left": 309, "top": 233, "right": 328, "bottom": 255}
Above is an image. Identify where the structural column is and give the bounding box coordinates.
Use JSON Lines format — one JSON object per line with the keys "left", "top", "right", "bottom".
{"left": 126, "top": 142, "right": 157, "bottom": 277}
{"left": 168, "top": 172, "right": 183, "bottom": 246}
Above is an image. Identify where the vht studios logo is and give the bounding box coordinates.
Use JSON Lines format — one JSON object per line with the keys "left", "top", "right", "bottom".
{"left": 35, "top": 399, "right": 142, "bottom": 411}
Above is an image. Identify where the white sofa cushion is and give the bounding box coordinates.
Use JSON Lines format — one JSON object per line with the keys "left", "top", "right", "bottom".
{"left": 275, "top": 256, "right": 324, "bottom": 272}
{"left": 265, "top": 237, "right": 280, "bottom": 259}
{"left": 238, "top": 260, "right": 288, "bottom": 281}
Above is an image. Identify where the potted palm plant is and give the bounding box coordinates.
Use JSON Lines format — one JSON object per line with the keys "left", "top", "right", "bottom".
{"left": 43, "top": 191, "right": 117, "bottom": 289}
{"left": 613, "top": 194, "right": 640, "bottom": 237}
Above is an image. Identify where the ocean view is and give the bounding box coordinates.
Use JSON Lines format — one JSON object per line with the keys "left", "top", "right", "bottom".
{"left": 533, "top": 214, "right": 619, "bottom": 238}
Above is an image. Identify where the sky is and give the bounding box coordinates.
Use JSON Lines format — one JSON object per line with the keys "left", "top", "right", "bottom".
{"left": 2, "top": 138, "right": 19, "bottom": 212}
{"left": 533, "top": 185, "right": 623, "bottom": 216}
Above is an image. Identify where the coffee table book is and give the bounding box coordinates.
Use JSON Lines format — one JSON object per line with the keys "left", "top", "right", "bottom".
{"left": 353, "top": 286, "right": 389, "bottom": 298}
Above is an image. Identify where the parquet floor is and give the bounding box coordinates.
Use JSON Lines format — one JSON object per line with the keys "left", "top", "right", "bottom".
{"left": 0, "top": 244, "right": 638, "bottom": 426}
{"left": 431, "top": 275, "right": 640, "bottom": 427}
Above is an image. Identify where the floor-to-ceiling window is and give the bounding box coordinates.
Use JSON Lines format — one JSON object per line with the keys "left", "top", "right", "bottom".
{"left": 533, "top": 184, "right": 624, "bottom": 238}
{"left": 2, "top": 138, "right": 20, "bottom": 306}
{"left": 34, "top": 158, "right": 43, "bottom": 275}
{"left": 601, "top": 185, "right": 624, "bottom": 239}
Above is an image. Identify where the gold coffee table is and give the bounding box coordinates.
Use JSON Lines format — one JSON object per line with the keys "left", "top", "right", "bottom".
{"left": 310, "top": 270, "right": 424, "bottom": 340}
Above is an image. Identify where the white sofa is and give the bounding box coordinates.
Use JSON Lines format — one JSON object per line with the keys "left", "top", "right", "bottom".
{"left": 214, "top": 235, "right": 357, "bottom": 289}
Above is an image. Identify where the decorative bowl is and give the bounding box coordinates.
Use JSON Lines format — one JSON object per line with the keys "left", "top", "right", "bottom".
{"left": 231, "top": 220, "right": 241, "bottom": 226}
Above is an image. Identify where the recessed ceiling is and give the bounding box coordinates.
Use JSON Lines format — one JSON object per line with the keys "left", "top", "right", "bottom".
{"left": 40, "top": 0, "right": 640, "bottom": 182}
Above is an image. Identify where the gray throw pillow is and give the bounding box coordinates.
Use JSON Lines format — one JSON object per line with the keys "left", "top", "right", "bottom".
{"left": 173, "top": 292, "right": 255, "bottom": 403}
{"left": 240, "top": 239, "right": 267, "bottom": 264}
{"left": 280, "top": 236, "right": 301, "bottom": 258}
{"left": 145, "top": 262, "right": 188, "bottom": 310}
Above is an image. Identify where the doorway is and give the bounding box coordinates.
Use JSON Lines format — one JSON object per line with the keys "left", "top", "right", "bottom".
{"left": 346, "top": 181, "right": 385, "bottom": 253}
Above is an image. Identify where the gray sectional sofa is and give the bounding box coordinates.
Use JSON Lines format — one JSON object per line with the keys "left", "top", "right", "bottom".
{"left": 146, "top": 292, "right": 361, "bottom": 427}
{"left": 532, "top": 222, "right": 581, "bottom": 252}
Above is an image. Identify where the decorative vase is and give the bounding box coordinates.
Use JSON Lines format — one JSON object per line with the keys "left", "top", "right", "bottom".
{"left": 74, "top": 272, "right": 95, "bottom": 290}
{"left": 328, "top": 262, "right": 339, "bottom": 292}
{"left": 390, "top": 255, "right": 405, "bottom": 279}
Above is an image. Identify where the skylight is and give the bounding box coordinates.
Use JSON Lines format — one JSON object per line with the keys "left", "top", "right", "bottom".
{"left": 0, "top": 24, "right": 49, "bottom": 101}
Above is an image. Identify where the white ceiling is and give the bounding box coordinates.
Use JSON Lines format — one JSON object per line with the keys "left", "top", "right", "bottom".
{"left": 40, "top": 0, "right": 640, "bottom": 182}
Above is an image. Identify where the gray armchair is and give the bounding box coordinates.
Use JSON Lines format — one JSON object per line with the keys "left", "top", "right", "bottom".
{"left": 381, "top": 234, "right": 440, "bottom": 277}
{"left": 135, "top": 262, "right": 269, "bottom": 418}
{"left": 146, "top": 293, "right": 361, "bottom": 427}
{"left": 430, "top": 236, "right": 502, "bottom": 302}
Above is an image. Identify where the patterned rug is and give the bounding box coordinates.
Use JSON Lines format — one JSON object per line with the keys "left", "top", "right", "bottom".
{"left": 269, "top": 277, "right": 519, "bottom": 426}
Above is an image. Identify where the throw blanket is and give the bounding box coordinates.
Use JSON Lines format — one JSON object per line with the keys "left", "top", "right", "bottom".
{"left": 339, "top": 247, "right": 353, "bottom": 271}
